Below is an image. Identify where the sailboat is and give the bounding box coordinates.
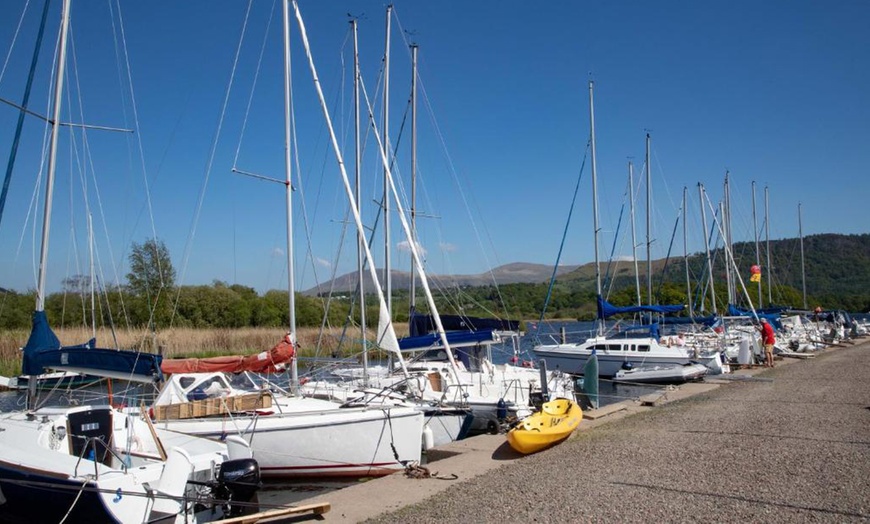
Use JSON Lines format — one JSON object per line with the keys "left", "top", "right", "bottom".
{"left": 147, "top": 0, "right": 424, "bottom": 479}
{"left": 0, "top": 1, "right": 264, "bottom": 521}
{"left": 532, "top": 83, "right": 727, "bottom": 378}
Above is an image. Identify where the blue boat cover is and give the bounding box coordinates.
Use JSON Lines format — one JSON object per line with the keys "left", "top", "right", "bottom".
{"left": 398, "top": 330, "right": 497, "bottom": 351}
{"left": 726, "top": 304, "right": 782, "bottom": 329}
{"left": 597, "top": 295, "right": 685, "bottom": 320}
{"left": 22, "top": 311, "right": 163, "bottom": 382}
{"left": 408, "top": 312, "right": 519, "bottom": 338}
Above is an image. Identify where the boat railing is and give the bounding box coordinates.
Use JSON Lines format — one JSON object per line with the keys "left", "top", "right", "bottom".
{"left": 73, "top": 436, "right": 128, "bottom": 478}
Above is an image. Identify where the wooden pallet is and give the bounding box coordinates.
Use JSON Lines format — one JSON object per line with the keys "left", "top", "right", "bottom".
{"left": 153, "top": 393, "right": 272, "bottom": 421}
{"left": 215, "top": 502, "right": 331, "bottom": 523}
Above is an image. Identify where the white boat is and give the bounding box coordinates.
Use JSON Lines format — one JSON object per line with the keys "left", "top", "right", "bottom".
{"left": 612, "top": 362, "right": 709, "bottom": 384}
{"left": 150, "top": 371, "right": 424, "bottom": 478}
{"left": 534, "top": 333, "right": 727, "bottom": 378}
{"left": 0, "top": 404, "right": 259, "bottom": 522}
{"left": 0, "top": 2, "right": 272, "bottom": 519}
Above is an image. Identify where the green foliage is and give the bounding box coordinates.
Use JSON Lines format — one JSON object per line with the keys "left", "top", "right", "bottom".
{"left": 127, "top": 239, "right": 176, "bottom": 328}
{"left": 1, "top": 234, "right": 867, "bottom": 330}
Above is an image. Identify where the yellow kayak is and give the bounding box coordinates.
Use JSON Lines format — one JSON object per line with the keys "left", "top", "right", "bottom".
{"left": 506, "top": 398, "right": 582, "bottom": 454}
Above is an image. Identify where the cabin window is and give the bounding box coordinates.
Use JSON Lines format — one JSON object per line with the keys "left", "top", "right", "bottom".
{"left": 608, "top": 344, "right": 622, "bottom": 351}
{"left": 593, "top": 344, "right": 608, "bottom": 351}
{"left": 638, "top": 345, "right": 650, "bottom": 352}
{"left": 179, "top": 377, "right": 196, "bottom": 388}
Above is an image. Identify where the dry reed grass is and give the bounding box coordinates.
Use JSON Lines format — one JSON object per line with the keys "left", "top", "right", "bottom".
{"left": 0, "top": 325, "right": 409, "bottom": 377}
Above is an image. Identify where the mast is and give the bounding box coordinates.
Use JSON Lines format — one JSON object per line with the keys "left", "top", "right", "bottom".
{"left": 799, "top": 202, "right": 807, "bottom": 310}
{"left": 382, "top": 4, "right": 392, "bottom": 315}
{"left": 764, "top": 186, "right": 772, "bottom": 304}
{"left": 351, "top": 18, "right": 367, "bottom": 384}
{"left": 281, "top": 0, "right": 298, "bottom": 393}
{"left": 588, "top": 81, "right": 602, "bottom": 336}
{"left": 698, "top": 183, "right": 717, "bottom": 315}
{"left": 0, "top": 0, "right": 52, "bottom": 230}
{"left": 409, "top": 43, "right": 418, "bottom": 316}
{"left": 628, "top": 162, "right": 641, "bottom": 307}
{"left": 30, "top": 0, "right": 72, "bottom": 409}
{"left": 723, "top": 172, "right": 734, "bottom": 305}
{"left": 645, "top": 133, "right": 652, "bottom": 307}
{"left": 290, "top": 0, "right": 414, "bottom": 377}
{"left": 36, "top": 0, "right": 72, "bottom": 313}
{"left": 751, "top": 181, "right": 762, "bottom": 308}
{"left": 682, "top": 186, "right": 692, "bottom": 316}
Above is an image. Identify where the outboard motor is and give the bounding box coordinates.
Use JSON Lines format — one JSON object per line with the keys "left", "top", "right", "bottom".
{"left": 214, "top": 458, "right": 261, "bottom": 517}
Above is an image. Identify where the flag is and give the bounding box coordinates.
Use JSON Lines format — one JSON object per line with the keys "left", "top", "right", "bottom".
{"left": 750, "top": 273, "right": 761, "bottom": 283}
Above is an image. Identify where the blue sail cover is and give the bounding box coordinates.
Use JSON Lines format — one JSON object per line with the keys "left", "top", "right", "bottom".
{"left": 398, "top": 330, "right": 498, "bottom": 351}
{"left": 21, "top": 311, "right": 163, "bottom": 383}
{"left": 726, "top": 304, "right": 782, "bottom": 329}
{"left": 596, "top": 295, "right": 685, "bottom": 320}
{"left": 408, "top": 312, "right": 519, "bottom": 338}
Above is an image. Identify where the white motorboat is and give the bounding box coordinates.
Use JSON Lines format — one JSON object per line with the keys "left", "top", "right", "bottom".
{"left": 533, "top": 335, "right": 727, "bottom": 378}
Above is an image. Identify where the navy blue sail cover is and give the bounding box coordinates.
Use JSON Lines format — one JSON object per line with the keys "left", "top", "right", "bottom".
{"left": 22, "top": 311, "right": 163, "bottom": 382}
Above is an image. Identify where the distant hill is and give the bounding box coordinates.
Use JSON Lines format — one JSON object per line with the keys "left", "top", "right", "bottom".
{"left": 304, "top": 233, "right": 870, "bottom": 314}
{"left": 303, "top": 262, "right": 580, "bottom": 296}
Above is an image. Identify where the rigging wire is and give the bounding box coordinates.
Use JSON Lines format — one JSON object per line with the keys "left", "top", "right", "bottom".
{"left": 535, "top": 141, "right": 590, "bottom": 343}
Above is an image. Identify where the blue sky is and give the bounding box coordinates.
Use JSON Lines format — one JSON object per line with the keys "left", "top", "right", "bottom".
{"left": 0, "top": 0, "right": 868, "bottom": 296}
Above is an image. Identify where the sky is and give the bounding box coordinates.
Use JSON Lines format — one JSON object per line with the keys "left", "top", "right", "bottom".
{"left": 0, "top": 0, "right": 868, "bottom": 296}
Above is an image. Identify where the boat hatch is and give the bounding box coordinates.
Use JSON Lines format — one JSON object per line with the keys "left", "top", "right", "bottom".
{"left": 67, "top": 407, "right": 113, "bottom": 466}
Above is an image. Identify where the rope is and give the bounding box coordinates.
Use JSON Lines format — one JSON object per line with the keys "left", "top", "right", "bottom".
{"left": 58, "top": 478, "right": 89, "bottom": 524}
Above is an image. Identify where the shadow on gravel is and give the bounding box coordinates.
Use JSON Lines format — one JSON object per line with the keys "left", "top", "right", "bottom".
{"left": 492, "top": 441, "right": 524, "bottom": 460}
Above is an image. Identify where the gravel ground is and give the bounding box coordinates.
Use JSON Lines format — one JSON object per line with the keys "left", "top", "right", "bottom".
{"left": 364, "top": 341, "right": 870, "bottom": 523}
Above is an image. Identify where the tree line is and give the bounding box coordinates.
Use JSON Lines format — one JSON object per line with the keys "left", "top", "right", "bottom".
{"left": 1, "top": 234, "right": 868, "bottom": 331}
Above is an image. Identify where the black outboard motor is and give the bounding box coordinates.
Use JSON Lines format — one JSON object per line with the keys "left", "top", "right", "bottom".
{"left": 214, "top": 458, "right": 261, "bottom": 517}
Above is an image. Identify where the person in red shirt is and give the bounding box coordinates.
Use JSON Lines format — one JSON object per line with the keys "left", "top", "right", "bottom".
{"left": 758, "top": 318, "right": 776, "bottom": 368}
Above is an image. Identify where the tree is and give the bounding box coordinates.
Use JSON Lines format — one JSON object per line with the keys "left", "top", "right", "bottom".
{"left": 126, "top": 239, "right": 175, "bottom": 328}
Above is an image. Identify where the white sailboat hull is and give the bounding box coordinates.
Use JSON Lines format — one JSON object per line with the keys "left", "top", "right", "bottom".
{"left": 154, "top": 400, "right": 424, "bottom": 478}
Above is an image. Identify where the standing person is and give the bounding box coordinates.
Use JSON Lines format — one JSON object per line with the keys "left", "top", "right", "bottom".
{"left": 758, "top": 318, "right": 776, "bottom": 368}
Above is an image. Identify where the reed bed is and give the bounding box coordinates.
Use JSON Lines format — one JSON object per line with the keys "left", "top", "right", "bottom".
{"left": 0, "top": 325, "right": 408, "bottom": 377}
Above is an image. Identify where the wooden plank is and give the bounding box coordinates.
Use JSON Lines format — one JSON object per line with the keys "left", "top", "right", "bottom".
{"left": 639, "top": 392, "right": 667, "bottom": 406}
{"left": 214, "top": 502, "right": 331, "bottom": 524}
{"left": 154, "top": 393, "right": 272, "bottom": 421}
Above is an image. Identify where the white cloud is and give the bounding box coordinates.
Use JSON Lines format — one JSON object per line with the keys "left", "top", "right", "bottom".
{"left": 613, "top": 255, "right": 635, "bottom": 262}
{"left": 397, "top": 240, "right": 427, "bottom": 257}
{"left": 439, "top": 242, "right": 458, "bottom": 253}
{"left": 271, "top": 247, "right": 284, "bottom": 257}
{"left": 314, "top": 257, "right": 332, "bottom": 268}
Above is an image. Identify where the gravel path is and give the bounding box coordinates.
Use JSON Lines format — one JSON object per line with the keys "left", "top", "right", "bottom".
{"left": 364, "top": 342, "right": 870, "bottom": 523}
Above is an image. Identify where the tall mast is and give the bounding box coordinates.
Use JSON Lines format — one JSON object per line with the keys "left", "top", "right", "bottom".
{"left": 382, "top": 4, "right": 392, "bottom": 315}
{"left": 799, "top": 202, "right": 807, "bottom": 310}
{"left": 30, "top": 0, "right": 72, "bottom": 409}
{"left": 351, "top": 18, "right": 367, "bottom": 384}
{"left": 698, "top": 183, "right": 717, "bottom": 315}
{"left": 290, "top": 0, "right": 414, "bottom": 377}
{"left": 36, "top": 0, "right": 72, "bottom": 312}
{"left": 683, "top": 186, "right": 692, "bottom": 316}
{"left": 281, "top": 0, "right": 298, "bottom": 393}
{"left": 628, "top": 161, "right": 641, "bottom": 307}
{"left": 764, "top": 186, "right": 772, "bottom": 304}
{"left": 588, "top": 80, "right": 602, "bottom": 336}
{"left": 751, "top": 181, "right": 762, "bottom": 308}
{"left": 645, "top": 133, "right": 652, "bottom": 307}
{"left": 723, "top": 172, "right": 733, "bottom": 305}
{"left": 409, "top": 43, "right": 418, "bottom": 315}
